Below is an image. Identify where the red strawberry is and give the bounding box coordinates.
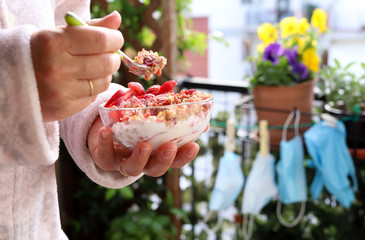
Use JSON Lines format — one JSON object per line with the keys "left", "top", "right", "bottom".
{"left": 109, "top": 97, "right": 122, "bottom": 107}
{"left": 184, "top": 89, "right": 197, "bottom": 95}
{"left": 143, "top": 57, "right": 154, "bottom": 67}
{"left": 108, "top": 111, "right": 123, "bottom": 123}
{"left": 128, "top": 82, "right": 145, "bottom": 96}
{"left": 145, "top": 85, "right": 160, "bottom": 95}
{"left": 104, "top": 90, "right": 125, "bottom": 107}
{"left": 122, "top": 89, "right": 137, "bottom": 100}
{"left": 158, "top": 80, "right": 177, "bottom": 95}
{"left": 137, "top": 93, "right": 155, "bottom": 99}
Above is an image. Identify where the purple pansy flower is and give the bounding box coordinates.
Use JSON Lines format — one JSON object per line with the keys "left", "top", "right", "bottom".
{"left": 292, "top": 62, "right": 309, "bottom": 81}
{"left": 284, "top": 48, "right": 298, "bottom": 65}
{"left": 263, "top": 43, "right": 284, "bottom": 65}
{"left": 283, "top": 47, "right": 308, "bottom": 81}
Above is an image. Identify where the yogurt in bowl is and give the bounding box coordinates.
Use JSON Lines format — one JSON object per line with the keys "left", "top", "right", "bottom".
{"left": 99, "top": 81, "right": 213, "bottom": 151}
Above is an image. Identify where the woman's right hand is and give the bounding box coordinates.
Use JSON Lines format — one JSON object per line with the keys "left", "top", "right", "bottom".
{"left": 31, "top": 11, "right": 124, "bottom": 122}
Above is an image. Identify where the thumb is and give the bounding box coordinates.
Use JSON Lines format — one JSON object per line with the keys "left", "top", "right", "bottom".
{"left": 88, "top": 11, "right": 122, "bottom": 30}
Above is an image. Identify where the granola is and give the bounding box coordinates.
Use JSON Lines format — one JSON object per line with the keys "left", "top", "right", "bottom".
{"left": 132, "top": 49, "right": 167, "bottom": 80}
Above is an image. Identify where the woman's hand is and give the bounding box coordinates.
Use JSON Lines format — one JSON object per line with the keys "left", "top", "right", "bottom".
{"left": 31, "top": 11, "right": 123, "bottom": 122}
{"left": 87, "top": 116, "right": 201, "bottom": 177}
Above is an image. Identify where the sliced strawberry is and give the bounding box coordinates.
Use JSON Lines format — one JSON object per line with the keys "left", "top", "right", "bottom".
{"left": 122, "top": 89, "right": 137, "bottom": 100}
{"left": 137, "top": 93, "right": 155, "bottom": 99}
{"left": 123, "top": 96, "right": 143, "bottom": 108}
{"left": 158, "top": 80, "right": 177, "bottom": 95}
{"left": 108, "top": 111, "right": 123, "bottom": 123}
{"left": 156, "top": 69, "right": 162, "bottom": 76}
{"left": 104, "top": 90, "right": 125, "bottom": 107}
{"left": 143, "top": 57, "right": 154, "bottom": 67}
{"left": 184, "top": 89, "right": 197, "bottom": 95}
{"left": 109, "top": 97, "right": 123, "bottom": 107}
{"left": 127, "top": 82, "right": 145, "bottom": 96}
{"left": 145, "top": 85, "right": 160, "bottom": 95}
{"left": 145, "top": 75, "right": 150, "bottom": 81}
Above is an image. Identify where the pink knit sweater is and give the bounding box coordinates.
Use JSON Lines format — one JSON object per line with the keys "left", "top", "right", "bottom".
{"left": 0, "top": 0, "right": 141, "bottom": 239}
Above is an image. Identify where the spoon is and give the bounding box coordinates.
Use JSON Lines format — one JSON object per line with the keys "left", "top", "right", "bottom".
{"left": 64, "top": 12, "right": 153, "bottom": 76}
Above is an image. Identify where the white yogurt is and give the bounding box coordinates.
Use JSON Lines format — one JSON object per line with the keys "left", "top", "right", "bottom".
{"left": 111, "top": 114, "right": 210, "bottom": 151}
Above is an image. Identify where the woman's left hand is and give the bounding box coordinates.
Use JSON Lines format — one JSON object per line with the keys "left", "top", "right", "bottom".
{"left": 87, "top": 116, "right": 201, "bottom": 177}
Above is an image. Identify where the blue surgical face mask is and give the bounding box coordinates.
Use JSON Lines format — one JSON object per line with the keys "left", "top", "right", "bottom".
{"left": 276, "top": 110, "right": 307, "bottom": 227}
{"left": 203, "top": 120, "right": 244, "bottom": 235}
{"left": 242, "top": 152, "right": 278, "bottom": 215}
{"left": 304, "top": 119, "right": 358, "bottom": 208}
{"left": 241, "top": 151, "right": 278, "bottom": 239}
{"left": 209, "top": 151, "right": 244, "bottom": 211}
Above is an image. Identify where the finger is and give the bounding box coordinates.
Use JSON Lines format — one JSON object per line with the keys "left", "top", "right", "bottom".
{"left": 92, "top": 127, "right": 120, "bottom": 171}
{"left": 64, "top": 26, "right": 123, "bottom": 55}
{"left": 44, "top": 94, "right": 97, "bottom": 121}
{"left": 120, "top": 142, "right": 152, "bottom": 177}
{"left": 70, "top": 53, "right": 121, "bottom": 79}
{"left": 66, "top": 75, "right": 111, "bottom": 99}
{"left": 143, "top": 142, "right": 177, "bottom": 177}
{"left": 170, "top": 142, "right": 199, "bottom": 168}
{"left": 88, "top": 11, "right": 122, "bottom": 30}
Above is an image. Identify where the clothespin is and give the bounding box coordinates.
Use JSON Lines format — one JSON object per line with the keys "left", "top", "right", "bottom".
{"left": 321, "top": 113, "right": 337, "bottom": 128}
{"left": 225, "top": 118, "right": 235, "bottom": 152}
{"left": 259, "top": 120, "right": 269, "bottom": 157}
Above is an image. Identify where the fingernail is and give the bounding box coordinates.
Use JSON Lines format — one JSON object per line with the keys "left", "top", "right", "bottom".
{"left": 101, "top": 130, "right": 108, "bottom": 139}
{"left": 139, "top": 148, "right": 150, "bottom": 158}
{"left": 164, "top": 149, "right": 175, "bottom": 158}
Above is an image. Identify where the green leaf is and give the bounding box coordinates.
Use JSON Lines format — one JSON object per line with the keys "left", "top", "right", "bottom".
{"left": 118, "top": 186, "right": 134, "bottom": 199}
{"left": 105, "top": 189, "right": 117, "bottom": 201}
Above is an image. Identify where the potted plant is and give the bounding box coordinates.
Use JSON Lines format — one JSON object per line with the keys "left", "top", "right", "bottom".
{"left": 318, "top": 60, "right": 365, "bottom": 155}
{"left": 249, "top": 8, "right": 328, "bottom": 147}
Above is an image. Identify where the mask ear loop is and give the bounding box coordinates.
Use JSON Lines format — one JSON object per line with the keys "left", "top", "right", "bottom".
{"left": 242, "top": 214, "right": 255, "bottom": 240}
{"left": 202, "top": 211, "right": 224, "bottom": 234}
{"left": 276, "top": 200, "right": 306, "bottom": 228}
{"left": 277, "top": 109, "right": 306, "bottom": 228}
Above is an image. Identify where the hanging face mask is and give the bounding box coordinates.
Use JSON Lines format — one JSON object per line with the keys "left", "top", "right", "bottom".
{"left": 203, "top": 119, "right": 244, "bottom": 234}
{"left": 241, "top": 120, "right": 278, "bottom": 240}
{"left": 304, "top": 118, "right": 358, "bottom": 208}
{"left": 209, "top": 119, "right": 245, "bottom": 212}
{"left": 209, "top": 151, "right": 244, "bottom": 211}
{"left": 276, "top": 110, "right": 307, "bottom": 227}
{"left": 242, "top": 152, "right": 277, "bottom": 214}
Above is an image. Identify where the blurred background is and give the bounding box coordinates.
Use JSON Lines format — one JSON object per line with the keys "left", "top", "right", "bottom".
{"left": 57, "top": 0, "right": 365, "bottom": 239}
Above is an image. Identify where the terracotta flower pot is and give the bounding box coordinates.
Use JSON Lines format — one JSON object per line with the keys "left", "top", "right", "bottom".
{"left": 253, "top": 79, "right": 315, "bottom": 148}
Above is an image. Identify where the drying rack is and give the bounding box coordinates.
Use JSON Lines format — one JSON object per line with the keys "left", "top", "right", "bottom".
{"left": 232, "top": 95, "right": 365, "bottom": 165}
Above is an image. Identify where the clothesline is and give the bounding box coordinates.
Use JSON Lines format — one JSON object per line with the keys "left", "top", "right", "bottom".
{"left": 210, "top": 105, "right": 362, "bottom": 131}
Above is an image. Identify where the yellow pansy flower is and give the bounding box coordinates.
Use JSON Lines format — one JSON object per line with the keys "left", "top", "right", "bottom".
{"left": 280, "top": 16, "right": 298, "bottom": 38}
{"left": 298, "top": 18, "right": 310, "bottom": 35}
{"left": 257, "top": 23, "right": 278, "bottom": 44}
{"left": 283, "top": 38, "right": 295, "bottom": 48}
{"left": 311, "top": 8, "right": 327, "bottom": 33}
{"left": 296, "top": 37, "right": 306, "bottom": 53}
{"left": 302, "top": 48, "right": 320, "bottom": 72}
{"left": 256, "top": 43, "right": 267, "bottom": 54}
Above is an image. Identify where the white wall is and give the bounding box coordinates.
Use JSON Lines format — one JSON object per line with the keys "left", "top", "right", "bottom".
{"left": 189, "top": 0, "right": 247, "bottom": 81}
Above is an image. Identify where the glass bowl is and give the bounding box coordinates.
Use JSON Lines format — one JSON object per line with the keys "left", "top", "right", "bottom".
{"left": 99, "top": 98, "right": 213, "bottom": 151}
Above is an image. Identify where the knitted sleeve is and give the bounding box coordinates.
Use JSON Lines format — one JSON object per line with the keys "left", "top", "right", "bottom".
{"left": 0, "top": 25, "right": 60, "bottom": 167}
{"left": 59, "top": 83, "right": 143, "bottom": 189}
